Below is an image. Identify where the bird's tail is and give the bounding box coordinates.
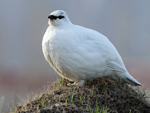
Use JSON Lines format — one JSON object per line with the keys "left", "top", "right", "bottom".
{"left": 124, "top": 72, "right": 142, "bottom": 86}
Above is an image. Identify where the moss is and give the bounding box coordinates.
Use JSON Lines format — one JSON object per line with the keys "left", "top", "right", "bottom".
{"left": 16, "top": 78, "right": 150, "bottom": 113}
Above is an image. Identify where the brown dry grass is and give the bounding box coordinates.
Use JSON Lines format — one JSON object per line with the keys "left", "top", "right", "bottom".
{"left": 16, "top": 78, "right": 150, "bottom": 113}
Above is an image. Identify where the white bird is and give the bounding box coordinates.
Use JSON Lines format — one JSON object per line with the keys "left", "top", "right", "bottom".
{"left": 42, "top": 10, "right": 142, "bottom": 86}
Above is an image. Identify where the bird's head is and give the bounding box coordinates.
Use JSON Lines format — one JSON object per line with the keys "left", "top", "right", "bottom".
{"left": 48, "top": 10, "right": 71, "bottom": 26}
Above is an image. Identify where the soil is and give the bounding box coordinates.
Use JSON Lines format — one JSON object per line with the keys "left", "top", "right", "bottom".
{"left": 16, "top": 78, "right": 150, "bottom": 113}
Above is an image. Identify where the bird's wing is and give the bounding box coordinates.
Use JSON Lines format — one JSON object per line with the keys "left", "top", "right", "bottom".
{"left": 97, "top": 38, "right": 126, "bottom": 72}
{"left": 75, "top": 25, "right": 126, "bottom": 72}
{"left": 106, "top": 61, "right": 126, "bottom": 72}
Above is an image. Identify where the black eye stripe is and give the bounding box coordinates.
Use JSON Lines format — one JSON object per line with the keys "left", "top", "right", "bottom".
{"left": 48, "top": 15, "right": 64, "bottom": 20}
{"left": 58, "top": 16, "right": 64, "bottom": 19}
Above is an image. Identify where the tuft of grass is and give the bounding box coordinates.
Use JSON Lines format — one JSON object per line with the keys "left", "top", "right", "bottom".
{"left": 101, "top": 105, "right": 109, "bottom": 113}
{"left": 40, "top": 97, "right": 45, "bottom": 108}
{"left": 36, "top": 106, "right": 39, "bottom": 111}
{"left": 12, "top": 100, "right": 16, "bottom": 112}
{"left": 95, "top": 99, "right": 99, "bottom": 113}
{"left": 71, "top": 87, "right": 75, "bottom": 104}
{"left": 86, "top": 97, "right": 90, "bottom": 111}
{"left": 141, "top": 88, "right": 150, "bottom": 99}
{"left": 65, "top": 98, "right": 68, "bottom": 107}
{"left": 136, "top": 87, "right": 150, "bottom": 99}
{"left": 78, "top": 91, "right": 83, "bottom": 104}
{"left": 115, "top": 79, "right": 123, "bottom": 91}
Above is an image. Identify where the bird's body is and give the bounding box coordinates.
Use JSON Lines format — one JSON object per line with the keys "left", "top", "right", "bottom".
{"left": 42, "top": 10, "right": 142, "bottom": 86}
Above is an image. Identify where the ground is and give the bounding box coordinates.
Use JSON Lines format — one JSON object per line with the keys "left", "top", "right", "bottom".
{"left": 16, "top": 78, "right": 150, "bottom": 113}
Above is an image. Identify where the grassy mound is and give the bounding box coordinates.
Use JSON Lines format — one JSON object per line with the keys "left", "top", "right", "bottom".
{"left": 16, "top": 78, "right": 150, "bottom": 113}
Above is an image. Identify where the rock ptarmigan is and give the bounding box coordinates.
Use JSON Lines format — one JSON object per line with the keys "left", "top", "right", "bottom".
{"left": 42, "top": 10, "right": 142, "bottom": 86}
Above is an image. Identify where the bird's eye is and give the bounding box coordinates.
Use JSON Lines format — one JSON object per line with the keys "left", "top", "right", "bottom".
{"left": 58, "top": 16, "right": 64, "bottom": 19}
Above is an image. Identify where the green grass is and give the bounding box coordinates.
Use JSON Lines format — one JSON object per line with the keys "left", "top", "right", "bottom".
{"left": 86, "top": 97, "right": 90, "bottom": 111}
{"left": 40, "top": 97, "right": 45, "bottom": 108}
{"left": 78, "top": 91, "right": 83, "bottom": 104}
{"left": 12, "top": 101, "right": 16, "bottom": 112}
{"left": 95, "top": 100, "right": 109, "bottom": 113}
{"left": 71, "top": 87, "right": 76, "bottom": 104}
{"left": 95, "top": 99, "right": 99, "bottom": 113}
{"left": 65, "top": 98, "right": 68, "bottom": 107}
{"left": 136, "top": 87, "right": 150, "bottom": 99}
{"left": 101, "top": 105, "right": 109, "bottom": 113}
{"left": 115, "top": 79, "right": 123, "bottom": 91}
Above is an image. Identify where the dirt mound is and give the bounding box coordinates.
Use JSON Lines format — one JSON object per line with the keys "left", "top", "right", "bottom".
{"left": 16, "top": 78, "right": 150, "bottom": 113}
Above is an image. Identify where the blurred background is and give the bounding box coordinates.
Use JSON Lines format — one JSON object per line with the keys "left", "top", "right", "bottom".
{"left": 0, "top": 0, "right": 150, "bottom": 112}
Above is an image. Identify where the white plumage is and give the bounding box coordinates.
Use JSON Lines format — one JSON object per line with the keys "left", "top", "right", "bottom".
{"left": 42, "top": 10, "right": 142, "bottom": 86}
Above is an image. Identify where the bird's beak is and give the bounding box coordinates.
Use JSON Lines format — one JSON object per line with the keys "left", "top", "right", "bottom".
{"left": 48, "top": 15, "right": 56, "bottom": 20}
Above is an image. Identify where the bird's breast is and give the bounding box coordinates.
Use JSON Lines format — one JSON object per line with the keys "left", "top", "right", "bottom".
{"left": 47, "top": 33, "right": 108, "bottom": 80}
